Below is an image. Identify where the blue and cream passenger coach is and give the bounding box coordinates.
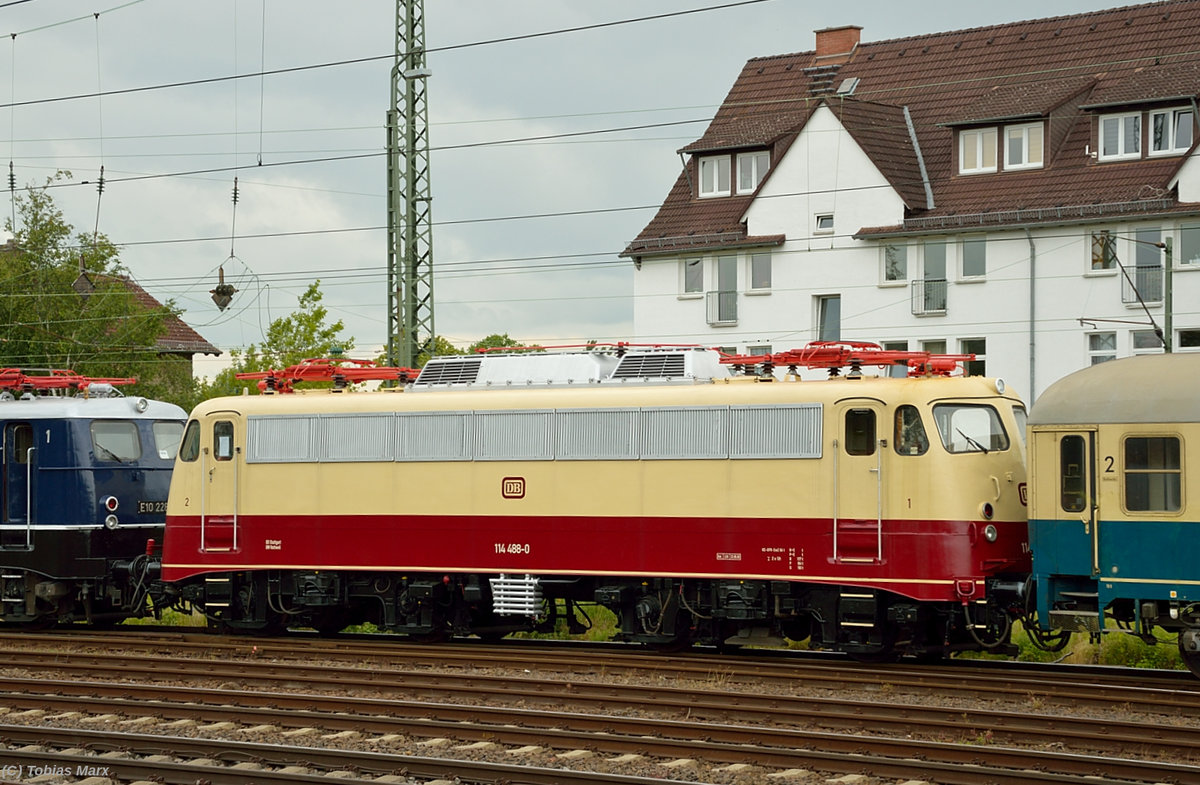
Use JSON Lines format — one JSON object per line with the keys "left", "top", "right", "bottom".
{"left": 1027, "top": 353, "right": 1200, "bottom": 671}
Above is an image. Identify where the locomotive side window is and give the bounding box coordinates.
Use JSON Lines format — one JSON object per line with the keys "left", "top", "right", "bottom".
{"left": 932, "top": 404, "right": 1009, "bottom": 453}
{"left": 179, "top": 421, "right": 200, "bottom": 462}
{"left": 1012, "top": 406, "right": 1028, "bottom": 446}
{"left": 91, "top": 421, "right": 141, "bottom": 462}
{"left": 845, "top": 409, "right": 876, "bottom": 455}
{"left": 214, "top": 421, "right": 235, "bottom": 461}
{"left": 1060, "top": 435, "right": 1087, "bottom": 513}
{"left": 9, "top": 424, "right": 32, "bottom": 464}
{"left": 893, "top": 405, "right": 929, "bottom": 455}
{"left": 1124, "top": 436, "right": 1182, "bottom": 512}
{"left": 153, "top": 421, "right": 185, "bottom": 460}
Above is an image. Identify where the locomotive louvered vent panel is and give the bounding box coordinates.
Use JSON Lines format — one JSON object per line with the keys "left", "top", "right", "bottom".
{"left": 556, "top": 408, "right": 639, "bottom": 460}
{"left": 473, "top": 410, "right": 554, "bottom": 461}
{"left": 729, "top": 404, "right": 823, "bottom": 459}
{"left": 611, "top": 352, "right": 688, "bottom": 379}
{"left": 320, "top": 413, "right": 395, "bottom": 462}
{"left": 416, "top": 356, "right": 483, "bottom": 385}
{"left": 246, "top": 415, "right": 316, "bottom": 463}
{"left": 640, "top": 406, "right": 728, "bottom": 459}
{"left": 396, "top": 411, "right": 473, "bottom": 461}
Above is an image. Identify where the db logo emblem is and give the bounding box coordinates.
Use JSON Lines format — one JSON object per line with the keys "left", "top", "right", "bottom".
{"left": 502, "top": 477, "right": 526, "bottom": 499}
{"left": 1018, "top": 482, "right": 1028, "bottom": 506}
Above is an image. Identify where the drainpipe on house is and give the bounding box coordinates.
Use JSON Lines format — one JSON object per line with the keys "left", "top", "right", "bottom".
{"left": 1025, "top": 228, "right": 1036, "bottom": 399}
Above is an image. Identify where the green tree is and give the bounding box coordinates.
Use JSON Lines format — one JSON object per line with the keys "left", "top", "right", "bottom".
{"left": 467, "top": 333, "right": 529, "bottom": 354}
{"left": 415, "top": 335, "right": 464, "bottom": 367}
{"left": 0, "top": 173, "right": 195, "bottom": 405}
{"left": 200, "top": 280, "right": 353, "bottom": 397}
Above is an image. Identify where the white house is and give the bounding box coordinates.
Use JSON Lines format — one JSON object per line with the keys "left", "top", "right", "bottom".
{"left": 622, "top": 4, "right": 1200, "bottom": 400}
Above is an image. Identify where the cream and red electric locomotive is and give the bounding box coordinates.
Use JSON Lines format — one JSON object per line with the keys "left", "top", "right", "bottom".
{"left": 158, "top": 343, "right": 1030, "bottom": 660}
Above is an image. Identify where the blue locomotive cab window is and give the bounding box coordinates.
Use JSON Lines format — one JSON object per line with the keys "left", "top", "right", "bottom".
{"left": 153, "top": 421, "right": 184, "bottom": 460}
{"left": 1060, "top": 435, "right": 1087, "bottom": 513}
{"left": 214, "top": 421, "right": 235, "bottom": 462}
{"left": 91, "top": 421, "right": 141, "bottom": 462}
{"left": 9, "top": 424, "right": 32, "bottom": 463}
{"left": 845, "top": 409, "right": 876, "bottom": 455}
{"left": 894, "top": 405, "right": 929, "bottom": 455}
{"left": 932, "top": 404, "right": 1008, "bottom": 454}
{"left": 179, "top": 421, "right": 200, "bottom": 462}
{"left": 1125, "top": 436, "right": 1181, "bottom": 512}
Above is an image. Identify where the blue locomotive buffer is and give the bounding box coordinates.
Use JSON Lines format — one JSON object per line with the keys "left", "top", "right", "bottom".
{"left": 0, "top": 393, "right": 185, "bottom": 626}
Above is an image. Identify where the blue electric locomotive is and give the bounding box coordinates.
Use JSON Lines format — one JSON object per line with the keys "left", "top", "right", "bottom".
{"left": 1027, "top": 353, "right": 1200, "bottom": 672}
{"left": 0, "top": 371, "right": 186, "bottom": 626}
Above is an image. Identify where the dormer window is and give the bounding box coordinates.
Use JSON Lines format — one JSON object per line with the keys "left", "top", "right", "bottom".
{"left": 1150, "top": 108, "right": 1194, "bottom": 155}
{"left": 1004, "top": 123, "right": 1044, "bottom": 170}
{"left": 1099, "top": 113, "right": 1141, "bottom": 160}
{"left": 699, "top": 155, "right": 731, "bottom": 197}
{"left": 959, "top": 128, "right": 997, "bottom": 174}
{"left": 736, "top": 151, "right": 770, "bottom": 194}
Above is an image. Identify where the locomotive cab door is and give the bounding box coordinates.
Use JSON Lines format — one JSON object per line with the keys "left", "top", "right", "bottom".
{"left": 833, "top": 403, "right": 886, "bottom": 564}
{"left": 1, "top": 423, "right": 34, "bottom": 550}
{"left": 200, "top": 413, "right": 240, "bottom": 552}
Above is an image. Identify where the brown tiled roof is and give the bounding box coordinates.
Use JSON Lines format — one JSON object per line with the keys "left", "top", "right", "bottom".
{"left": 625, "top": 0, "right": 1200, "bottom": 255}
{"left": 87, "top": 274, "right": 221, "bottom": 356}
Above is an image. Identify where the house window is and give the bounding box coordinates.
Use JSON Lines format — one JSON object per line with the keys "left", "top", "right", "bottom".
{"left": 1181, "top": 224, "right": 1200, "bottom": 266}
{"left": 816, "top": 295, "right": 840, "bottom": 341}
{"left": 882, "top": 340, "right": 908, "bottom": 378}
{"left": 961, "top": 236, "right": 986, "bottom": 278}
{"left": 1005, "top": 123, "right": 1044, "bottom": 169}
{"left": 707, "top": 254, "right": 738, "bottom": 326}
{"left": 747, "top": 344, "right": 772, "bottom": 355}
{"left": 1124, "top": 436, "right": 1181, "bottom": 512}
{"left": 814, "top": 213, "right": 834, "bottom": 234}
{"left": 749, "top": 251, "right": 771, "bottom": 291}
{"left": 915, "top": 239, "right": 947, "bottom": 314}
{"left": 960, "top": 338, "right": 986, "bottom": 376}
{"left": 736, "top": 151, "right": 770, "bottom": 194}
{"left": 1134, "top": 227, "right": 1163, "bottom": 302}
{"left": 1091, "top": 229, "right": 1116, "bottom": 271}
{"left": 883, "top": 243, "right": 907, "bottom": 282}
{"left": 959, "top": 127, "right": 997, "bottom": 174}
{"left": 1179, "top": 329, "right": 1200, "bottom": 351}
{"left": 699, "top": 155, "right": 731, "bottom": 197}
{"left": 1132, "top": 329, "right": 1164, "bottom": 353}
{"left": 1088, "top": 332, "right": 1116, "bottom": 364}
{"left": 921, "top": 339, "right": 947, "bottom": 354}
{"left": 1100, "top": 113, "right": 1141, "bottom": 160}
{"left": 1150, "top": 108, "right": 1193, "bottom": 155}
{"left": 682, "top": 258, "right": 703, "bottom": 294}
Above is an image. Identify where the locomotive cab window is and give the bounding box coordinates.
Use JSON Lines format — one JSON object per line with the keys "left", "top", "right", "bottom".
{"left": 153, "top": 421, "right": 185, "bottom": 460}
{"left": 1060, "top": 435, "right": 1087, "bottom": 513}
{"left": 1124, "top": 436, "right": 1182, "bottom": 512}
{"left": 179, "top": 421, "right": 200, "bottom": 462}
{"left": 213, "top": 421, "right": 235, "bottom": 461}
{"left": 91, "top": 421, "right": 141, "bottom": 463}
{"left": 845, "top": 409, "right": 876, "bottom": 455}
{"left": 931, "top": 404, "right": 1008, "bottom": 454}
{"left": 894, "top": 405, "right": 929, "bottom": 455}
{"left": 7, "top": 423, "right": 32, "bottom": 463}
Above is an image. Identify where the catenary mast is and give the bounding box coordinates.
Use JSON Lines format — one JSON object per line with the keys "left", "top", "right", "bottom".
{"left": 386, "top": 0, "right": 434, "bottom": 368}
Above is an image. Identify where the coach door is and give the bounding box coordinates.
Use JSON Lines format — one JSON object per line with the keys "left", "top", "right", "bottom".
{"left": 833, "top": 403, "right": 886, "bottom": 564}
{"left": 200, "top": 413, "right": 240, "bottom": 552}
{"left": 1, "top": 423, "right": 34, "bottom": 550}
{"left": 1033, "top": 429, "right": 1099, "bottom": 577}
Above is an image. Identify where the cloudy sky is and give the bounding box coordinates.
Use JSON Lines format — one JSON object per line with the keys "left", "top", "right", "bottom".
{"left": 2, "top": 0, "right": 1130, "bottom": 375}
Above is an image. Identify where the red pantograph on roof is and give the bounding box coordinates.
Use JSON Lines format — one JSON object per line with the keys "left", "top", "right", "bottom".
{"left": 0, "top": 369, "right": 137, "bottom": 394}
{"left": 237, "top": 358, "right": 421, "bottom": 393}
{"left": 720, "top": 341, "right": 972, "bottom": 377}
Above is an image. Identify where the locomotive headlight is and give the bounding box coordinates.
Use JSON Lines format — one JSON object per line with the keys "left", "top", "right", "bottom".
{"left": 984, "top": 524, "right": 998, "bottom": 542}
{"left": 104, "top": 514, "right": 120, "bottom": 530}
{"left": 994, "top": 379, "right": 1006, "bottom": 394}
{"left": 134, "top": 397, "right": 149, "bottom": 413}
{"left": 102, "top": 496, "right": 119, "bottom": 512}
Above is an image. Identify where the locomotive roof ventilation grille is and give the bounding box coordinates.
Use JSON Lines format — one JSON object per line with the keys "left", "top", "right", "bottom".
{"left": 607, "top": 349, "right": 727, "bottom": 382}
{"left": 414, "top": 356, "right": 483, "bottom": 386}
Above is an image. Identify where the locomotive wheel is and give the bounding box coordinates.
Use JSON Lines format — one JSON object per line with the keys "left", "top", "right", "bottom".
{"left": 847, "top": 644, "right": 900, "bottom": 664}
{"left": 1178, "top": 631, "right": 1200, "bottom": 678}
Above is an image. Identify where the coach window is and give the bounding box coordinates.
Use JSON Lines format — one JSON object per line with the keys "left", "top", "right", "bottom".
{"left": 894, "top": 406, "right": 929, "bottom": 455}
{"left": 91, "top": 421, "right": 141, "bottom": 462}
{"left": 1124, "top": 436, "right": 1181, "bottom": 512}
{"left": 1060, "top": 435, "right": 1087, "bottom": 513}
{"left": 845, "top": 409, "right": 876, "bottom": 456}
{"left": 179, "top": 421, "right": 200, "bottom": 462}
{"left": 213, "top": 421, "right": 235, "bottom": 462}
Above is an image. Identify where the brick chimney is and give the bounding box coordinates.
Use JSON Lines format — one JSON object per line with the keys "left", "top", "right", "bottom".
{"left": 814, "top": 25, "right": 862, "bottom": 58}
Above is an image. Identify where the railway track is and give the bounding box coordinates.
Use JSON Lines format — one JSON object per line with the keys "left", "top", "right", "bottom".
{"left": 2, "top": 630, "right": 1199, "bottom": 783}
